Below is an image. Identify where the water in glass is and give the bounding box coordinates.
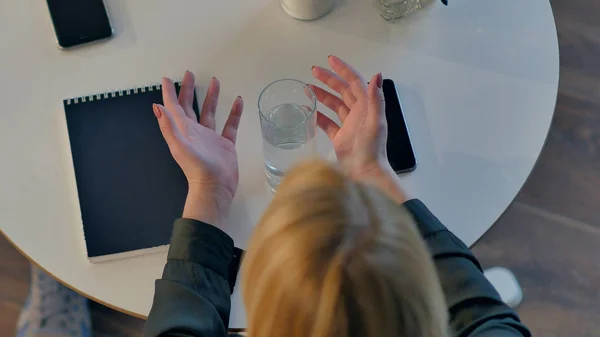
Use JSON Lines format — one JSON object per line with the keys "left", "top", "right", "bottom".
{"left": 261, "top": 103, "right": 316, "bottom": 192}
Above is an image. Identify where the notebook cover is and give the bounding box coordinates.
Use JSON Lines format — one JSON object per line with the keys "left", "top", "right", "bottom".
{"left": 64, "top": 83, "right": 199, "bottom": 261}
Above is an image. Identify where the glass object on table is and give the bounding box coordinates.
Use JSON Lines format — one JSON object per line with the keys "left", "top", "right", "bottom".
{"left": 374, "top": 0, "right": 433, "bottom": 21}
{"left": 258, "top": 79, "right": 317, "bottom": 192}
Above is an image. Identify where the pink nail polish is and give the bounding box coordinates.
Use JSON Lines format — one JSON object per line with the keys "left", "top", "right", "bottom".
{"left": 153, "top": 104, "right": 162, "bottom": 119}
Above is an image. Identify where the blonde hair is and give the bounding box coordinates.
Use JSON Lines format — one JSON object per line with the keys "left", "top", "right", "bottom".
{"left": 241, "top": 160, "right": 448, "bottom": 337}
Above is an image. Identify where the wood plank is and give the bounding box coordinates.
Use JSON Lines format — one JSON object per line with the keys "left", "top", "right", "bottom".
{"left": 518, "top": 92, "right": 600, "bottom": 228}
{"left": 0, "top": 232, "right": 29, "bottom": 335}
{"left": 473, "top": 202, "right": 600, "bottom": 337}
{"left": 551, "top": 0, "right": 600, "bottom": 30}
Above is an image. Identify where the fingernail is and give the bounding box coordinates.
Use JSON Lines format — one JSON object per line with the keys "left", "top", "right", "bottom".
{"left": 328, "top": 55, "right": 332, "bottom": 59}
{"left": 237, "top": 96, "right": 242, "bottom": 100}
{"left": 376, "top": 73, "right": 383, "bottom": 89}
{"left": 153, "top": 104, "right": 162, "bottom": 119}
{"left": 312, "top": 66, "right": 316, "bottom": 71}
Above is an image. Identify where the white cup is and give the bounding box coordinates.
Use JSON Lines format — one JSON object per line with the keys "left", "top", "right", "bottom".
{"left": 281, "top": 0, "right": 335, "bottom": 20}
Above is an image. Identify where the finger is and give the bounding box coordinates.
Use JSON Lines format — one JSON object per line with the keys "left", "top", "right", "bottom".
{"left": 153, "top": 104, "right": 186, "bottom": 152}
{"left": 200, "top": 77, "right": 220, "bottom": 130}
{"left": 312, "top": 66, "right": 356, "bottom": 107}
{"left": 367, "top": 73, "right": 386, "bottom": 124}
{"left": 328, "top": 55, "right": 367, "bottom": 99}
{"left": 308, "top": 84, "right": 350, "bottom": 122}
{"left": 161, "top": 77, "right": 186, "bottom": 120}
{"left": 178, "top": 71, "right": 198, "bottom": 121}
{"left": 222, "top": 96, "right": 244, "bottom": 143}
{"left": 317, "top": 111, "right": 340, "bottom": 140}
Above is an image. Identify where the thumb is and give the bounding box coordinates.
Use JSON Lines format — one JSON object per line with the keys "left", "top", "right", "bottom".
{"left": 367, "top": 72, "right": 385, "bottom": 120}
{"left": 153, "top": 104, "right": 185, "bottom": 149}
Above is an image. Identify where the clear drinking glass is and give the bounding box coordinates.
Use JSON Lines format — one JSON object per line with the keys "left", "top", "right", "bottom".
{"left": 258, "top": 79, "right": 317, "bottom": 192}
{"left": 374, "top": 0, "right": 433, "bottom": 21}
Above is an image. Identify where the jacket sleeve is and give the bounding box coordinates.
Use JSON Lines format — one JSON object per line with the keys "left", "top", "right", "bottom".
{"left": 403, "top": 199, "right": 531, "bottom": 337}
{"left": 143, "top": 218, "right": 235, "bottom": 337}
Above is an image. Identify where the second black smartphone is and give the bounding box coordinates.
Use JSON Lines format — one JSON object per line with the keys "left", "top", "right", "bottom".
{"left": 382, "top": 79, "right": 417, "bottom": 173}
{"left": 46, "top": 0, "right": 113, "bottom": 48}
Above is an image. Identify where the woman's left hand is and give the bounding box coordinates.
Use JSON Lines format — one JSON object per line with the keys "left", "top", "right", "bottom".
{"left": 153, "top": 71, "right": 244, "bottom": 227}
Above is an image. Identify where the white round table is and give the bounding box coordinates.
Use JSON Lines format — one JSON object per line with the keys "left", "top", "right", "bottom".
{"left": 0, "top": 0, "right": 558, "bottom": 329}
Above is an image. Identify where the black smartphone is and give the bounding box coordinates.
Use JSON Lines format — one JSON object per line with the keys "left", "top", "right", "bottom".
{"left": 46, "top": 0, "right": 113, "bottom": 48}
{"left": 382, "top": 79, "right": 417, "bottom": 173}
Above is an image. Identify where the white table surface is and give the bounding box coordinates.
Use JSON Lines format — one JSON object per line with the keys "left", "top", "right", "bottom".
{"left": 0, "top": 0, "right": 558, "bottom": 329}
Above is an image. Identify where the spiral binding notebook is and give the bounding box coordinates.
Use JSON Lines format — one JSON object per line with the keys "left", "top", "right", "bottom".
{"left": 64, "top": 82, "right": 199, "bottom": 263}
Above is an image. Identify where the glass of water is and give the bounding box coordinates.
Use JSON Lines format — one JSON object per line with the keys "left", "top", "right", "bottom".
{"left": 258, "top": 79, "right": 317, "bottom": 192}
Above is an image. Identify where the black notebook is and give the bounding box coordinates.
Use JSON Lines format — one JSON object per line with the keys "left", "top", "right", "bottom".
{"left": 64, "top": 83, "right": 199, "bottom": 262}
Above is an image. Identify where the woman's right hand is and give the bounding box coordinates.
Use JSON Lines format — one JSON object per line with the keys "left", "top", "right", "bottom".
{"left": 310, "top": 55, "right": 408, "bottom": 203}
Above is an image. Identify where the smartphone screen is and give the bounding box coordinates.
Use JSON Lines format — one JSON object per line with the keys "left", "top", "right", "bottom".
{"left": 46, "top": 0, "right": 113, "bottom": 48}
{"left": 382, "top": 79, "right": 417, "bottom": 173}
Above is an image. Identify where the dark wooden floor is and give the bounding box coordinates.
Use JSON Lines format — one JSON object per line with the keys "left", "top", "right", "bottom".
{"left": 471, "top": 0, "right": 600, "bottom": 335}
{"left": 1, "top": 0, "right": 599, "bottom": 335}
